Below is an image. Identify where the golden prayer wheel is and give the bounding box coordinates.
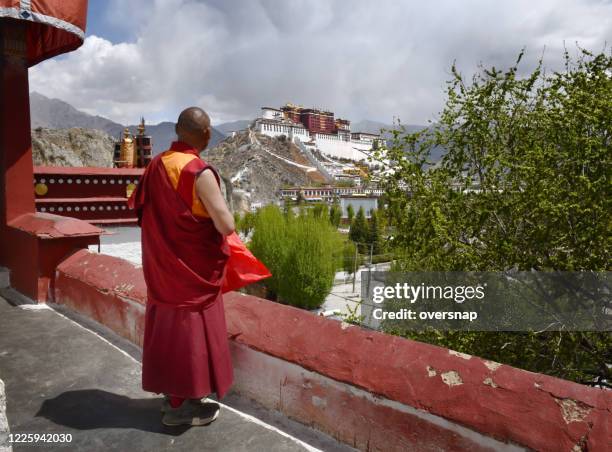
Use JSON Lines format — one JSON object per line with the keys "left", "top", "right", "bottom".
{"left": 119, "top": 128, "right": 135, "bottom": 168}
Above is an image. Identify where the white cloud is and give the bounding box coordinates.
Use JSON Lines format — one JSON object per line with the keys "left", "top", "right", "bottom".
{"left": 29, "top": 0, "right": 612, "bottom": 126}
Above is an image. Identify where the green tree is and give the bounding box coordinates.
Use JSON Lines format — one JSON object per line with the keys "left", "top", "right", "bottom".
{"left": 374, "top": 48, "right": 612, "bottom": 384}
{"left": 346, "top": 203, "right": 355, "bottom": 223}
{"left": 349, "top": 206, "right": 369, "bottom": 252}
{"left": 368, "top": 209, "right": 383, "bottom": 255}
{"left": 329, "top": 204, "right": 342, "bottom": 228}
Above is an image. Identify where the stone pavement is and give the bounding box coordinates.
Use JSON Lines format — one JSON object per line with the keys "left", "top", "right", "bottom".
{"left": 0, "top": 297, "right": 354, "bottom": 452}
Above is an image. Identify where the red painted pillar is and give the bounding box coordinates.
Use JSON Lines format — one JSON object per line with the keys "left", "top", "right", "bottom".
{"left": 0, "top": 19, "right": 37, "bottom": 291}
{"left": 0, "top": 19, "right": 38, "bottom": 298}
{"left": 0, "top": 21, "right": 34, "bottom": 222}
{"left": 0, "top": 18, "right": 102, "bottom": 301}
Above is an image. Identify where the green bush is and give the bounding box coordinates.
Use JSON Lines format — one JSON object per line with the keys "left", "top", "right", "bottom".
{"left": 249, "top": 205, "right": 287, "bottom": 297}
{"left": 250, "top": 205, "right": 342, "bottom": 309}
{"left": 329, "top": 204, "right": 342, "bottom": 228}
{"left": 237, "top": 211, "right": 256, "bottom": 235}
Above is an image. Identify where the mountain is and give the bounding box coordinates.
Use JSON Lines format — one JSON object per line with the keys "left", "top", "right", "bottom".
{"left": 214, "top": 120, "right": 252, "bottom": 135}
{"left": 30, "top": 92, "right": 226, "bottom": 154}
{"left": 351, "top": 119, "right": 428, "bottom": 138}
{"left": 30, "top": 92, "right": 124, "bottom": 137}
{"left": 31, "top": 128, "right": 115, "bottom": 167}
{"left": 204, "top": 130, "right": 328, "bottom": 211}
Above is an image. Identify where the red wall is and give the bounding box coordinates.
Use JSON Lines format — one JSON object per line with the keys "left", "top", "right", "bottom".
{"left": 53, "top": 250, "right": 612, "bottom": 452}
{"left": 33, "top": 167, "right": 143, "bottom": 223}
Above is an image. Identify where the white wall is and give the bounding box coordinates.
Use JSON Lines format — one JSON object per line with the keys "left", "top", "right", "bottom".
{"left": 255, "top": 120, "right": 309, "bottom": 141}
{"left": 316, "top": 136, "right": 373, "bottom": 161}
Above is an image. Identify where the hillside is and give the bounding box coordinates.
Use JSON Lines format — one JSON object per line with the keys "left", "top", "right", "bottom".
{"left": 203, "top": 130, "right": 328, "bottom": 211}
{"left": 31, "top": 127, "right": 115, "bottom": 167}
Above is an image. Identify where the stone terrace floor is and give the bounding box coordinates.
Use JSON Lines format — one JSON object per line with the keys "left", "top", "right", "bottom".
{"left": 0, "top": 296, "right": 355, "bottom": 452}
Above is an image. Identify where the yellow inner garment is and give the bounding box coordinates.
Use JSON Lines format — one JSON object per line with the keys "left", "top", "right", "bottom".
{"left": 161, "top": 151, "right": 210, "bottom": 218}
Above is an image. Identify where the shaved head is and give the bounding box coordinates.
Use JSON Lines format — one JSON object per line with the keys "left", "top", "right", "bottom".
{"left": 177, "top": 107, "right": 210, "bottom": 132}
{"left": 176, "top": 106, "right": 211, "bottom": 151}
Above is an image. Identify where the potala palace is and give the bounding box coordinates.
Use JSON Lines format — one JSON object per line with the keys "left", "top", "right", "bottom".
{"left": 253, "top": 103, "right": 384, "bottom": 162}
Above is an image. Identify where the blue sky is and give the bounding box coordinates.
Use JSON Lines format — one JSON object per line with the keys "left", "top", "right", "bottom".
{"left": 85, "top": 0, "right": 135, "bottom": 44}
{"left": 29, "top": 0, "right": 612, "bottom": 127}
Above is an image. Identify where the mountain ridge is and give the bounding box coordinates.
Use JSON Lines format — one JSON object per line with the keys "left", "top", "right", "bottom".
{"left": 29, "top": 92, "right": 225, "bottom": 153}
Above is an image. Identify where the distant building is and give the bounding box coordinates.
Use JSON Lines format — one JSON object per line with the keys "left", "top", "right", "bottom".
{"left": 279, "top": 186, "right": 384, "bottom": 203}
{"left": 255, "top": 103, "right": 384, "bottom": 161}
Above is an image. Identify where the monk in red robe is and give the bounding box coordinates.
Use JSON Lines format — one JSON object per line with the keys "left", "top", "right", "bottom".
{"left": 129, "top": 107, "right": 235, "bottom": 426}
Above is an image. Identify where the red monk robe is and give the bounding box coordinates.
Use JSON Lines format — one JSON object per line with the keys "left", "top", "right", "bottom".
{"left": 128, "top": 141, "right": 233, "bottom": 399}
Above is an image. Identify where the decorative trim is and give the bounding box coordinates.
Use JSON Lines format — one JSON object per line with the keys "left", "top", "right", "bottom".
{"left": 0, "top": 7, "right": 85, "bottom": 40}
{"left": 20, "top": 0, "right": 32, "bottom": 13}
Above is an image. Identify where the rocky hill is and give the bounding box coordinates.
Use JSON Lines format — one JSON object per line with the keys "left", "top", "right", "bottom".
{"left": 203, "top": 130, "right": 328, "bottom": 212}
{"left": 31, "top": 127, "right": 115, "bottom": 167}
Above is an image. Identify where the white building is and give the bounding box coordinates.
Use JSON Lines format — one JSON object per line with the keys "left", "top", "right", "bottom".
{"left": 254, "top": 117, "right": 310, "bottom": 142}
{"left": 254, "top": 106, "right": 384, "bottom": 162}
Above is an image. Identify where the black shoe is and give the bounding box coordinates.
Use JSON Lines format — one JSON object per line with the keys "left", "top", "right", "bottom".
{"left": 162, "top": 399, "right": 220, "bottom": 426}
{"left": 161, "top": 396, "right": 217, "bottom": 413}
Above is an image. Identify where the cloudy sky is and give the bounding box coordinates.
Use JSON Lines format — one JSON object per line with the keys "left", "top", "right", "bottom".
{"left": 30, "top": 0, "right": 611, "bottom": 126}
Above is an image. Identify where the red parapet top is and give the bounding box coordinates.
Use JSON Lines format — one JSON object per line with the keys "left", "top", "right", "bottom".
{"left": 0, "top": 0, "right": 88, "bottom": 67}
{"left": 8, "top": 212, "right": 103, "bottom": 238}
{"left": 34, "top": 166, "right": 145, "bottom": 176}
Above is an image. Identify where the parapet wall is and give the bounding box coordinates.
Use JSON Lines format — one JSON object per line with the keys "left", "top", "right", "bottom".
{"left": 53, "top": 250, "right": 611, "bottom": 452}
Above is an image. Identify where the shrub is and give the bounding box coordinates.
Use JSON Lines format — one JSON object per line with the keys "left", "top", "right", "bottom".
{"left": 250, "top": 205, "right": 342, "bottom": 309}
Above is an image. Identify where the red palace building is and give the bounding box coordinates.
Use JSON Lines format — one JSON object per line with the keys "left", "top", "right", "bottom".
{"left": 280, "top": 104, "right": 337, "bottom": 134}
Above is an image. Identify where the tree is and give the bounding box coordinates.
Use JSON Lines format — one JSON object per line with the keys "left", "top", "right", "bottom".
{"left": 368, "top": 209, "right": 383, "bottom": 255}
{"left": 329, "top": 204, "right": 342, "bottom": 228}
{"left": 346, "top": 203, "right": 355, "bottom": 223}
{"left": 349, "top": 206, "right": 369, "bottom": 252}
{"left": 374, "top": 48, "right": 612, "bottom": 384}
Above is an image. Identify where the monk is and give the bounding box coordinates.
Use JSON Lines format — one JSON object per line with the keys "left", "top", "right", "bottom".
{"left": 129, "top": 107, "right": 235, "bottom": 426}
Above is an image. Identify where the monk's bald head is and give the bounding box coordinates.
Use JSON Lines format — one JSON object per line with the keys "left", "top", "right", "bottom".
{"left": 176, "top": 107, "right": 212, "bottom": 151}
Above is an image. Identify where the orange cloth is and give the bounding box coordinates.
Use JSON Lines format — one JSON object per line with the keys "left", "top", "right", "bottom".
{"left": 161, "top": 151, "right": 210, "bottom": 218}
